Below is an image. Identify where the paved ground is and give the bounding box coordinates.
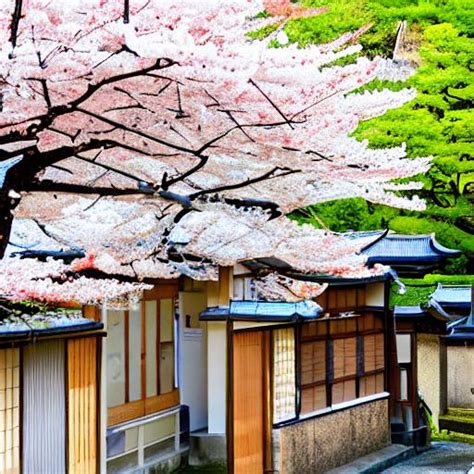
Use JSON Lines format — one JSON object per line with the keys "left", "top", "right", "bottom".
{"left": 382, "top": 442, "right": 474, "bottom": 473}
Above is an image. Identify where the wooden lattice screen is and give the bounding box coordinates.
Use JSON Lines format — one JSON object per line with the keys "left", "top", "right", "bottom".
{"left": 68, "top": 337, "right": 98, "bottom": 474}
{"left": 0, "top": 349, "right": 20, "bottom": 474}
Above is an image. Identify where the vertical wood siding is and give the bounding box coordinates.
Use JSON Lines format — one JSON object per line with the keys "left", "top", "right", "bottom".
{"left": 0, "top": 348, "right": 20, "bottom": 474}
{"left": 23, "top": 341, "right": 66, "bottom": 474}
{"left": 233, "top": 331, "right": 264, "bottom": 474}
{"left": 68, "top": 337, "right": 98, "bottom": 474}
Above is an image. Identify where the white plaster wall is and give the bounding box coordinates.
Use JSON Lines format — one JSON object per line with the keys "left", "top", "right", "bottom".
{"left": 417, "top": 334, "right": 443, "bottom": 428}
{"left": 366, "top": 282, "right": 385, "bottom": 307}
{"left": 233, "top": 321, "right": 284, "bottom": 331}
{"left": 233, "top": 263, "right": 250, "bottom": 275}
{"left": 447, "top": 345, "right": 474, "bottom": 409}
{"left": 207, "top": 322, "right": 227, "bottom": 434}
{"left": 179, "top": 291, "right": 208, "bottom": 432}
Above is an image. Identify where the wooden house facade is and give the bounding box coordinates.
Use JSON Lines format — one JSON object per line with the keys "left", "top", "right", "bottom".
{"left": 102, "top": 282, "right": 184, "bottom": 473}
{"left": 393, "top": 284, "right": 472, "bottom": 441}
{"left": 91, "top": 265, "right": 398, "bottom": 473}
{"left": 192, "top": 266, "right": 396, "bottom": 473}
{"left": 0, "top": 311, "right": 103, "bottom": 474}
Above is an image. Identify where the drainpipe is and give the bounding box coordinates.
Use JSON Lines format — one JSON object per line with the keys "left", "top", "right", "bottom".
{"left": 100, "top": 304, "right": 108, "bottom": 474}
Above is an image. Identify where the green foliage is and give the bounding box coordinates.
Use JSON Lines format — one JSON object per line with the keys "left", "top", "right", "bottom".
{"left": 286, "top": 0, "right": 373, "bottom": 47}
{"left": 291, "top": 198, "right": 399, "bottom": 231}
{"left": 390, "top": 273, "right": 473, "bottom": 307}
{"left": 402, "top": 274, "right": 474, "bottom": 285}
{"left": 246, "top": 21, "right": 280, "bottom": 40}
{"left": 280, "top": 0, "right": 473, "bottom": 274}
{"left": 432, "top": 430, "right": 474, "bottom": 445}
{"left": 390, "top": 283, "right": 434, "bottom": 307}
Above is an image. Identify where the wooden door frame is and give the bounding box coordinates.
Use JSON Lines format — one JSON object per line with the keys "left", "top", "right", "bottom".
{"left": 227, "top": 324, "right": 272, "bottom": 474}
{"left": 395, "top": 329, "right": 418, "bottom": 428}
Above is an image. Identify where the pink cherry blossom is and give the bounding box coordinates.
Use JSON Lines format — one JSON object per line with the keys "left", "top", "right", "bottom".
{"left": 0, "top": 0, "right": 430, "bottom": 304}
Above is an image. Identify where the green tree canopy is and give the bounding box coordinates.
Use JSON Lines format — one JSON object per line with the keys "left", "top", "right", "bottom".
{"left": 282, "top": 0, "right": 473, "bottom": 273}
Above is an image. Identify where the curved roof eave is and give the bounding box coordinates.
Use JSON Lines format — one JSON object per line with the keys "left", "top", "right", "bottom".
{"left": 429, "top": 233, "right": 461, "bottom": 256}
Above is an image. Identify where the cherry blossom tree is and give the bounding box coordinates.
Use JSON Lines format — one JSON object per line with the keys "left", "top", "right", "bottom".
{"left": 0, "top": 0, "right": 430, "bottom": 305}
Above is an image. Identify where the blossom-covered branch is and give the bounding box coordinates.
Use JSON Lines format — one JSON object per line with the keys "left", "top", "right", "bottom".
{"left": 0, "top": 0, "right": 430, "bottom": 303}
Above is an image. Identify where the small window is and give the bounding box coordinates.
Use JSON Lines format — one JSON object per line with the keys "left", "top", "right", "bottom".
{"left": 300, "top": 340, "right": 328, "bottom": 414}
{"left": 396, "top": 334, "right": 411, "bottom": 363}
{"left": 399, "top": 368, "right": 409, "bottom": 401}
{"left": 273, "top": 328, "right": 296, "bottom": 422}
{"left": 107, "top": 411, "right": 180, "bottom": 471}
{"left": 233, "top": 276, "right": 256, "bottom": 301}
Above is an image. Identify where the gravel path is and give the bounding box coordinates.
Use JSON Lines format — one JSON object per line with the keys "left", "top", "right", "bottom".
{"left": 382, "top": 442, "right": 474, "bottom": 473}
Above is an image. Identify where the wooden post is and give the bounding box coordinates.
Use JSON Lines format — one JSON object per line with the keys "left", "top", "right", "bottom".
{"left": 219, "top": 267, "right": 231, "bottom": 307}
{"left": 100, "top": 305, "right": 107, "bottom": 474}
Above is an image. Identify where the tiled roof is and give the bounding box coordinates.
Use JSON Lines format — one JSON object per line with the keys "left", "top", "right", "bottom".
{"left": 360, "top": 232, "right": 460, "bottom": 261}
{"left": 446, "top": 316, "right": 474, "bottom": 341}
{"left": 0, "top": 311, "right": 102, "bottom": 338}
{"left": 394, "top": 305, "right": 425, "bottom": 317}
{"left": 200, "top": 299, "right": 321, "bottom": 322}
{"left": 394, "top": 303, "right": 451, "bottom": 322}
{"left": 431, "top": 284, "right": 472, "bottom": 305}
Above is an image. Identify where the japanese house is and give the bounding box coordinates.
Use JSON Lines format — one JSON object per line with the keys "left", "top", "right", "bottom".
{"left": 352, "top": 231, "right": 463, "bottom": 445}
{"left": 393, "top": 284, "right": 472, "bottom": 440}
{"left": 440, "top": 285, "right": 473, "bottom": 435}
{"left": 95, "top": 263, "right": 398, "bottom": 473}
{"left": 192, "top": 265, "right": 396, "bottom": 473}
{"left": 0, "top": 309, "right": 103, "bottom": 473}
{"left": 102, "top": 281, "right": 184, "bottom": 473}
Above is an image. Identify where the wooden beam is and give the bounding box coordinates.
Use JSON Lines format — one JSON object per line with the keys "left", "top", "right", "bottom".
{"left": 219, "top": 267, "right": 231, "bottom": 306}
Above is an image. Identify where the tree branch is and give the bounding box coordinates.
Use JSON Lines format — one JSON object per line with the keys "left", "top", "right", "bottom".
{"left": 248, "top": 78, "right": 293, "bottom": 129}
{"left": 12, "top": 248, "right": 86, "bottom": 263}
{"left": 27, "top": 180, "right": 155, "bottom": 196}
{"left": 9, "top": 0, "right": 23, "bottom": 52}
{"left": 189, "top": 166, "right": 300, "bottom": 200}
{"left": 70, "top": 58, "right": 176, "bottom": 109}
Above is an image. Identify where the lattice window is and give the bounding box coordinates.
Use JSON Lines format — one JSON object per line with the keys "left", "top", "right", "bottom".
{"left": 299, "top": 312, "right": 386, "bottom": 416}
{"left": 107, "top": 291, "right": 179, "bottom": 427}
{"left": 0, "top": 349, "right": 20, "bottom": 474}
{"left": 273, "top": 328, "right": 296, "bottom": 422}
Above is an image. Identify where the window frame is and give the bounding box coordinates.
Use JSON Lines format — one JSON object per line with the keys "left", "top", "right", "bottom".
{"left": 232, "top": 274, "right": 257, "bottom": 301}
{"left": 107, "top": 284, "right": 180, "bottom": 427}
{"left": 297, "top": 311, "right": 386, "bottom": 419}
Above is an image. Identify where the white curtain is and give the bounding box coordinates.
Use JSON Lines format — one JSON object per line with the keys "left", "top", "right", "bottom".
{"left": 23, "top": 340, "right": 66, "bottom": 474}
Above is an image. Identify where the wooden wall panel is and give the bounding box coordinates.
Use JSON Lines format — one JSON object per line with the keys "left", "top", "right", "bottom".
{"left": 68, "top": 337, "right": 98, "bottom": 474}
{"left": 0, "top": 349, "right": 20, "bottom": 474}
{"left": 233, "top": 331, "right": 264, "bottom": 474}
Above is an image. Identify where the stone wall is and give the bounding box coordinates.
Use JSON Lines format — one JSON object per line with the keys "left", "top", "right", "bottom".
{"left": 275, "top": 399, "right": 390, "bottom": 473}
{"left": 417, "top": 334, "right": 447, "bottom": 427}
{"left": 448, "top": 345, "right": 474, "bottom": 409}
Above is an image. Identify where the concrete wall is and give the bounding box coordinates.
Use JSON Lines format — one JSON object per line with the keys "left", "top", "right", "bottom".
{"left": 417, "top": 334, "right": 447, "bottom": 427}
{"left": 275, "top": 399, "right": 390, "bottom": 473}
{"left": 447, "top": 345, "right": 474, "bottom": 409}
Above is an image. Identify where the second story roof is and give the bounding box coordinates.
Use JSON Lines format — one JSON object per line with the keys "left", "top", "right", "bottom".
{"left": 362, "top": 232, "right": 460, "bottom": 261}
{"left": 430, "top": 284, "right": 472, "bottom": 309}
{"left": 343, "top": 230, "right": 461, "bottom": 276}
